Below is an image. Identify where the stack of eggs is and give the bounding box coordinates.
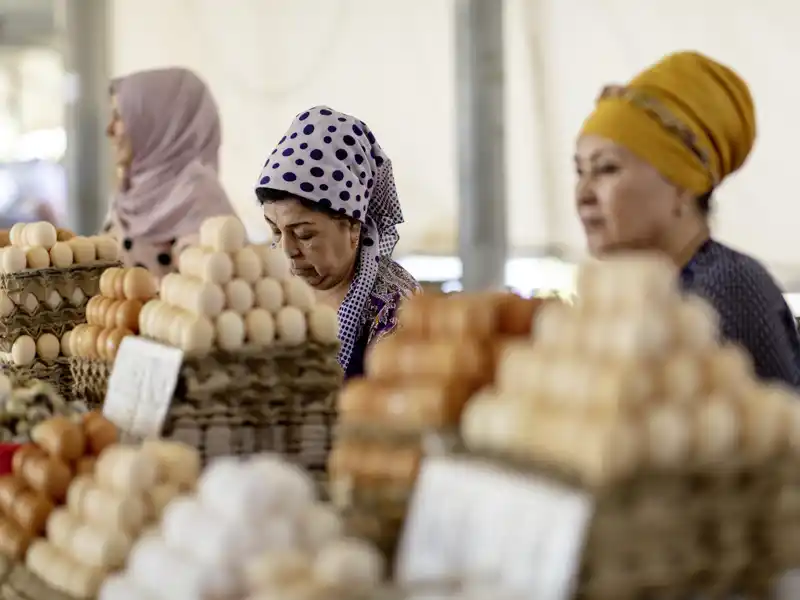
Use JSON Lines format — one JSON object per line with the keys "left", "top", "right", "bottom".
{"left": 0, "top": 222, "right": 120, "bottom": 396}
{"left": 460, "top": 256, "right": 800, "bottom": 599}
{"left": 329, "top": 292, "right": 548, "bottom": 555}
{"left": 138, "top": 215, "right": 339, "bottom": 354}
{"left": 0, "top": 414, "right": 117, "bottom": 561}
{"left": 99, "top": 454, "right": 383, "bottom": 600}
{"left": 66, "top": 267, "right": 158, "bottom": 362}
{"left": 0, "top": 378, "right": 87, "bottom": 442}
{"left": 26, "top": 440, "right": 200, "bottom": 598}
{"left": 463, "top": 255, "right": 800, "bottom": 484}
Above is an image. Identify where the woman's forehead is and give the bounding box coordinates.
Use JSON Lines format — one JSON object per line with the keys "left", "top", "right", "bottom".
{"left": 264, "top": 198, "right": 321, "bottom": 225}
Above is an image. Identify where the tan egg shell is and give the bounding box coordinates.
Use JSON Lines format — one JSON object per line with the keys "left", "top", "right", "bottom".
{"left": 92, "top": 236, "right": 119, "bottom": 261}
{"left": 99, "top": 268, "right": 122, "bottom": 298}
{"left": 36, "top": 333, "right": 60, "bottom": 361}
{"left": 307, "top": 305, "right": 339, "bottom": 344}
{"left": 233, "top": 247, "right": 263, "bottom": 283}
{"left": 2, "top": 246, "right": 26, "bottom": 273}
{"left": 104, "top": 299, "right": 124, "bottom": 329}
{"left": 95, "top": 328, "right": 112, "bottom": 361}
{"left": 11, "top": 336, "right": 36, "bottom": 366}
{"left": 199, "top": 216, "right": 246, "bottom": 253}
{"left": 9, "top": 223, "right": 26, "bottom": 246}
{"left": 254, "top": 277, "right": 285, "bottom": 313}
{"left": 25, "top": 222, "right": 57, "bottom": 249}
{"left": 116, "top": 299, "right": 143, "bottom": 333}
{"left": 67, "top": 237, "right": 96, "bottom": 264}
{"left": 180, "top": 315, "right": 215, "bottom": 354}
{"left": 224, "top": 278, "right": 254, "bottom": 314}
{"left": 105, "top": 328, "right": 133, "bottom": 361}
{"left": 60, "top": 330, "right": 73, "bottom": 358}
{"left": 283, "top": 278, "right": 315, "bottom": 311}
{"left": 123, "top": 267, "right": 156, "bottom": 300}
{"left": 276, "top": 306, "right": 308, "bottom": 345}
{"left": 79, "top": 326, "right": 103, "bottom": 358}
{"left": 244, "top": 308, "right": 275, "bottom": 346}
{"left": 215, "top": 310, "right": 245, "bottom": 351}
{"left": 49, "top": 242, "right": 73, "bottom": 268}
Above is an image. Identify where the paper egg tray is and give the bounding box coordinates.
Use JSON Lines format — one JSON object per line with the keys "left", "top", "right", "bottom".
{"left": 67, "top": 358, "right": 110, "bottom": 409}
{"left": 0, "top": 359, "right": 74, "bottom": 404}
{"left": 0, "top": 262, "right": 120, "bottom": 353}
{"left": 160, "top": 341, "right": 342, "bottom": 470}
{"left": 0, "top": 563, "right": 77, "bottom": 600}
{"left": 553, "top": 463, "right": 784, "bottom": 600}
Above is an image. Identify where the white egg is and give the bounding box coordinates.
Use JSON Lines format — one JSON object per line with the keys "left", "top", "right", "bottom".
{"left": 283, "top": 278, "right": 315, "bottom": 311}
{"left": 276, "top": 306, "right": 307, "bottom": 345}
{"left": 313, "top": 538, "right": 384, "bottom": 588}
{"left": 254, "top": 278, "right": 285, "bottom": 313}
{"left": 307, "top": 305, "right": 339, "bottom": 345}
{"left": 11, "top": 335, "right": 36, "bottom": 365}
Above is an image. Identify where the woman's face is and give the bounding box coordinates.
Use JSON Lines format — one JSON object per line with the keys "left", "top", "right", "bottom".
{"left": 264, "top": 198, "right": 360, "bottom": 290}
{"left": 106, "top": 94, "right": 132, "bottom": 168}
{"left": 575, "top": 135, "right": 686, "bottom": 256}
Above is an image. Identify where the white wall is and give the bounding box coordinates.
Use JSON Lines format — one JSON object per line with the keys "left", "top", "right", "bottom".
{"left": 110, "top": 0, "right": 800, "bottom": 283}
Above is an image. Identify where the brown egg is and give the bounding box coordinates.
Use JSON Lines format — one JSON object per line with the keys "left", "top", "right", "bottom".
{"left": 115, "top": 299, "right": 143, "bottom": 333}
{"left": 105, "top": 327, "right": 133, "bottom": 361}
{"left": 79, "top": 325, "right": 102, "bottom": 358}
{"left": 95, "top": 328, "right": 112, "bottom": 361}
{"left": 113, "top": 270, "right": 126, "bottom": 299}
{"left": 95, "top": 297, "right": 114, "bottom": 328}
{"left": 85, "top": 296, "right": 104, "bottom": 326}
{"left": 123, "top": 267, "right": 156, "bottom": 300}
{"left": 99, "top": 268, "right": 121, "bottom": 298}
{"left": 103, "top": 299, "right": 123, "bottom": 329}
{"left": 496, "top": 294, "right": 546, "bottom": 337}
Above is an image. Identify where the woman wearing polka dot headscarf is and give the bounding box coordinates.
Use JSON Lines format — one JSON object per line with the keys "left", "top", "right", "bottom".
{"left": 255, "top": 106, "right": 420, "bottom": 378}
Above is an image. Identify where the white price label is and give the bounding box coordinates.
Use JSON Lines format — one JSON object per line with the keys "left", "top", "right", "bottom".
{"left": 102, "top": 337, "right": 184, "bottom": 438}
{"left": 395, "top": 456, "right": 593, "bottom": 600}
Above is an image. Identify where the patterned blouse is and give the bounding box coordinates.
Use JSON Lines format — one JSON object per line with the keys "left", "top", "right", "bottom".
{"left": 344, "top": 256, "right": 421, "bottom": 379}
{"left": 680, "top": 239, "right": 800, "bottom": 387}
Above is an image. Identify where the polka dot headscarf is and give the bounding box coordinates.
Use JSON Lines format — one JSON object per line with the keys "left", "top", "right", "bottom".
{"left": 255, "top": 106, "right": 404, "bottom": 371}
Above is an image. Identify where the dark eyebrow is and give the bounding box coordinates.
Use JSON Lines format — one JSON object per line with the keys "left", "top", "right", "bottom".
{"left": 263, "top": 215, "right": 314, "bottom": 228}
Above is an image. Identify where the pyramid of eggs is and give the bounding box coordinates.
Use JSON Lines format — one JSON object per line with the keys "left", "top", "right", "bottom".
{"left": 21, "top": 440, "right": 198, "bottom": 599}
{"left": 0, "top": 222, "right": 119, "bottom": 395}
{"left": 0, "top": 413, "right": 117, "bottom": 562}
{"left": 100, "top": 454, "right": 384, "bottom": 600}
{"left": 461, "top": 255, "right": 800, "bottom": 599}
{"left": 330, "top": 292, "right": 548, "bottom": 557}
{"left": 91, "top": 216, "right": 343, "bottom": 470}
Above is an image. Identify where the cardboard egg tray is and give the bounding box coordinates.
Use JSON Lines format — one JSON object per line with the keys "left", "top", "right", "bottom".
{"left": 0, "top": 562, "right": 77, "bottom": 600}
{"left": 0, "top": 359, "right": 74, "bottom": 407}
{"left": 84, "top": 341, "right": 342, "bottom": 476}
{"left": 0, "top": 262, "right": 120, "bottom": 353}
{"left": 451, "top": 448, "right": 794, "bottom": 600}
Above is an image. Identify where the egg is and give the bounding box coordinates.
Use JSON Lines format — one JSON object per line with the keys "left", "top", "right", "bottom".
{"left": 69, "top": 286, "right": 86, "bottom": 307}
{"left": 79, "top": 325, "right": 103, "bottom": 358}
{"left": 276, "top": 306, "right": 307, "bottom": 345}
{"left": 645, "top": 405, "right": 691, "bottom": 469}
{"left": 224, "top": 278, "right": 255, "bottom": 314}
{"left": 44, "top": 290, "right": 62, "bottom": 310}
{"left": 11, "top": 335, "right": 36, "bottom": 365}
{"left": 675, "top": 295, "right": 719, "bottom": 352}
{"left": 69, "top": 325, "right": 88, "bottom": 357}
{"left": 99, "top": 268, "right": 122, "bottom": 298}
{"left": 254, "top": 278, "right": 285, "bottom": 313}
{"left": 283, "top": 278, "right": 315, "bottom": 311}
{"left": 9, "top": 223, "right": 26, "bottom": 246}
{"left": 255, "top": 245, "right": 291, "bottom": 279}
{"left": 307, "top": 305, "right": 339, "bottom": 344}
{"left": 123, "top": 267, "right": 156, "bottom": 300}
{"left": 215, "top": 311, "right": 245, "bottom": 351}
{"left": 67, "top": 237, "right": 97, "bottom": 264}
{"left": 85, "top": 295, "right": 104, "bottom": 326}
{"left": 49, "top": 241, "right": 74, "bottom": 268}
{"left": 2, "top": 246, "right": 25, "bottom": 273}
{"left": 96, "top": 328, "right": 112, "bottom": 361}
{"left": 24, "top": 245, "right": 50, "bottom": 269}
{"left": 180, "top": 315, "right": 215, "bottom": 354}
{"left": 200, "top": 216, "right": 246, "bottom": 253}
{"left": 105, "top": 328, "right": 134, "bottom": 361}
{"left": 93, "top": 236, "right": 119, "bottom": 261}
{"left": 234, "top": 247, "right": 263, "bottom": 283}
{"left": 244, "top": 309, "right": 275, "bottom": 346}
{"left": 36, "top": 333, "right": 60, "bottom": 361}
{"left": 96, "top": 297, "right": 115, "bottom": 327}
{"left": 694, "top": 393, "right": 740, "bottom": 465}
{"left": 0, "top": 291, "right": 13, "bottom": 317}
{"left": 25, "top": 222, "right": 57, "bottom": 249}
{"left": 60, "top": 330, "right": 73, "bottom": 358}
{"left": 115, "top": 299, "right": 143, "bottom": 333}
{"left": 104, "top": 299, "right": 124, "bottom": 329}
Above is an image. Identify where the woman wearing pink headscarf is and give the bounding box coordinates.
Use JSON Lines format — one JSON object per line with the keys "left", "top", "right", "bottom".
{"left": 102, "top": 67, "right": 236, "bottom": 275}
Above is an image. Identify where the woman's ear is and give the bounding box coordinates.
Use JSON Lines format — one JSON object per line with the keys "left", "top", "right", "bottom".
{"left": 349, "top": 221, "right": 361, "bottom": 249}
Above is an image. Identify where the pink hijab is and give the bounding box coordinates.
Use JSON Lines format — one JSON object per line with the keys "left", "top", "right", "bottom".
{"left": 110, "top": 67, "right": 236, "bottom": 244}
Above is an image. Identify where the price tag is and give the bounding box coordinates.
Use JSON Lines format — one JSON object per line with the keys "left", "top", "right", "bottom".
{"left": 102, "top": 337, "right": 184, "bottom": 438}
{"left": 395, "top": 456, "right": 593, "bottom": 600}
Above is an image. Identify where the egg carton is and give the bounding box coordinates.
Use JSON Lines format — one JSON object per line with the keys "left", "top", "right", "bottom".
{"left": 0, "top": 262, "right": 119, "bottom": 297}
{"left": 0, "top": 360, "right": 76, "bottom": 408}
{"left": 67, "top": 357, "right": 110, "bottom": 410}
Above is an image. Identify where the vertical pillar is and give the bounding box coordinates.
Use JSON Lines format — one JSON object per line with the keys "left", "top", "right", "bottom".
{"left": 59, "top": 0, "right": 110, "bottom": 234}
{"left": 455, "top": 0, "right": 507, "bottom": 291}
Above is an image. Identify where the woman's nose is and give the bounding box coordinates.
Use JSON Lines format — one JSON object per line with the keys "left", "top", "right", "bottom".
{"left": 576, "top": 178, "right": 598, "bottom": 208}
{"left": 280, "top": 235, "right": 301, "bottom": 258}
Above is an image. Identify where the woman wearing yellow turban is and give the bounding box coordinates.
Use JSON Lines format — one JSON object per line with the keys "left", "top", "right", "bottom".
{"left": 575, "top": 51, "right": 800, "bottom": 386}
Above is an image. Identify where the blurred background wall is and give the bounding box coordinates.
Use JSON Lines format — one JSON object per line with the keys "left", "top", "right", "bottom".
{"left": 4, "top": 0, "right": 800, "bottom": 296}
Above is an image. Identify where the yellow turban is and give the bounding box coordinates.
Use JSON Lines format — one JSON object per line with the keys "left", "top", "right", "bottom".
{"left": 579, "top": 51, "right": 756, "bottom": 195}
